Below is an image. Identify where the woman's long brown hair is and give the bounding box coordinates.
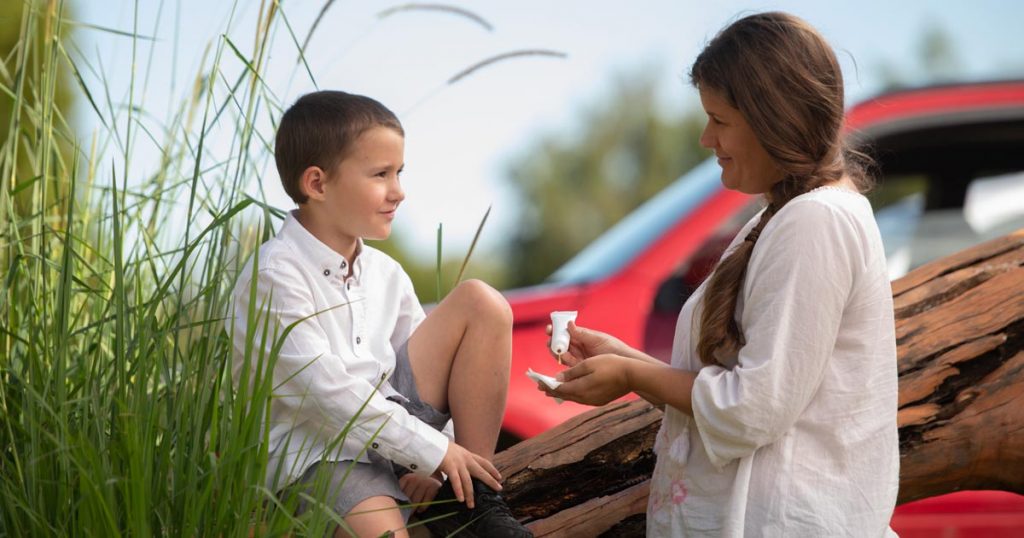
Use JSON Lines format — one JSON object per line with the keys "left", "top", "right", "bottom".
{"left": 692, "top": 12, "right": 873, "bottom": 366}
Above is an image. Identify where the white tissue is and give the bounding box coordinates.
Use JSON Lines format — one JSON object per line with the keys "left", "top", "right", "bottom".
{"left": 526, "top": 368, "right": 564, "bottom": 404}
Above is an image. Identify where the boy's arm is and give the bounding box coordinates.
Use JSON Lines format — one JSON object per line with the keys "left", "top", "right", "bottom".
{"left": 230, "top": 266, "right": 448, "bottom": 475}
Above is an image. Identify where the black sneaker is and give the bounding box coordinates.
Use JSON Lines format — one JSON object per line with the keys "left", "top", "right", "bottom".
{"left": 418, "top": 478, "right": 532, "bottom": 537}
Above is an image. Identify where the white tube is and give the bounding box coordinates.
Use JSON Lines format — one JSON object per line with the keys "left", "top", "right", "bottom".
{"left": 549, "top": 311, "right": 578, "bottom": 356}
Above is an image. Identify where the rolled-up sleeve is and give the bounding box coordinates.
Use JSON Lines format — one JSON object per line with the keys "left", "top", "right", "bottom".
{"left": 234, "top": 267, "right": 448, "bottom": 475}
{"left": 691, "top": 200, "right": 857, "bottom": 468}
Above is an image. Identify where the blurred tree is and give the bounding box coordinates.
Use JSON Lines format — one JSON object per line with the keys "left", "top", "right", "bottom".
{"left": 875, "top": 21, "right": 961, "bottom": 90}
{"left": 919, "top": 23, "right": 961, "bottom": 81}
{"left": 369, "top": 232, "right": 507, "bottom": 305}
{"left": 502, "top": 69, "right": 708, "bottom": 288}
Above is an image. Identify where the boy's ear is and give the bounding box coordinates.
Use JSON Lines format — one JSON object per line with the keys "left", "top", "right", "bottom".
{"left": 299, "top": 165, "right": 328, "bottom": 201}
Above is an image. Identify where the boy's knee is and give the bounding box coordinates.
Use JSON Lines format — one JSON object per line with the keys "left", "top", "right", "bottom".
{"left": 454, "top": 279, "right": 512, "bottom": 323}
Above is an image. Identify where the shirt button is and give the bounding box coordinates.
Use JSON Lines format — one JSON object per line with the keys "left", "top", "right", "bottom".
{"left": 356, "top": 336, "right": 362, "bottom": 345}
{"left": 381, "top": 372, "right": 387, "bottom": 381}
{"left": 371, "top": 442, "right": 379, "bottom": 449}
{"left": 323, "top": 269, "right": 330, "bottom": 276}
{"left": 410, "top": 464, "right": 418, "bottom": 470}
{"left": 341, "top": 261, "right": 347, "bottom": 269}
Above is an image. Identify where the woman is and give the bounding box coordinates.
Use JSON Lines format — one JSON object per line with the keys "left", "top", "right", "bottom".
{"left": 542, "top": 12, "right": 899, "bottom": 537}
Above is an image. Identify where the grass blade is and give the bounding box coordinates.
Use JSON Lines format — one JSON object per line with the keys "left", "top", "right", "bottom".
{"left": 435, "top": 223, "right": 442, "bottom": 302}
{"left": 447, "top": 49, "right": 567, "bottom": 85}
{"left": 453, "top": 205, "right": 490, "bottom": 287}
{"left": 378, "top": 3, "right": 494, "bottom": 32}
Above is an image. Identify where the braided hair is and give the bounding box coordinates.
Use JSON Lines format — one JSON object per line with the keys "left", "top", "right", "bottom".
{"left": 692, "top": 12, "right": 873, "bottom": 365}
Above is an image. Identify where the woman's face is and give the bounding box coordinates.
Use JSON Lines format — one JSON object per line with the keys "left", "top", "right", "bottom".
{"left": 698, "top": 87, "right": 784, "bottom": 195}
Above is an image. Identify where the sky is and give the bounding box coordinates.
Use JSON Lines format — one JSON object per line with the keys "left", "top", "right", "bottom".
{"left": 74, "top": 0, "right": 1024, "bottom": 263}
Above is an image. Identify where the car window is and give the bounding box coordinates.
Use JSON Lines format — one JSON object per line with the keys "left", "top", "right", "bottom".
{"left": 964, "top": 171, "right": 1024, "bottom": 236}
{"left": 547, "top": 159, "right": 725, "bottom": 285}
{"left": 872, "top": 170, "right": 1024, "bottom": 279}
{"left": 643, "top": 200, "right": 761, "bottom": 362}
{"left": 871, "top": 175, "right": 929, "bottom": 279}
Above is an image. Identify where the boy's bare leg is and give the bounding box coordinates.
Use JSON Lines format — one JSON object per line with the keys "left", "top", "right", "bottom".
{"left": 407, "top": 279, "right": 512, "bottom": 460}
{"left": 340, "top": 496, "right": 409, "bottom": 538}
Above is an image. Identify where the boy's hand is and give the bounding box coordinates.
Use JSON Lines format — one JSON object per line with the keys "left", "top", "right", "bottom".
{"left": 545, "top": 321, "right": 629, "bottom": 366}
{"left": 438, "top": 441, "right": 502, "bottom": 509}
{"left": 399, "top": 471, "right": 443, "bottom": 513}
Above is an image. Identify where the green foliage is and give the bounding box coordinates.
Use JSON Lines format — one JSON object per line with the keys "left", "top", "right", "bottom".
{"left": 874, "top": 22, "right": 961, "bottom": 91}
{"left": 503, "top": 71, "right": 709, "bottom": 287}
{"left": 0, "top": 1, "right": 424, "bottom": 535}
{"left": 0, "top": 0, "right": 522, "bottom": 533}
{"left": 370, "top": 206, "right": 503, "bottom": 304}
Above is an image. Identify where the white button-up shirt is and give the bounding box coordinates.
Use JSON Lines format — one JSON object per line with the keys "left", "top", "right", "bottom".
{"left": 227, "top": 211, "right": 449, "bottom": 490}
{"left": 648, "top": 188, "right": 900, "bottom": 537}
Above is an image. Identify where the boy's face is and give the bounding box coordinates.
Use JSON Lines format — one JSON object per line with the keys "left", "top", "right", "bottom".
{"left": 315, "top": 126, "right": 405, "bottom": 244}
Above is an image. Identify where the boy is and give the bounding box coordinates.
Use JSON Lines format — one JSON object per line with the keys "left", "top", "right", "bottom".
{"left": 228, "top": 90, "right": 531, "bottom": 537}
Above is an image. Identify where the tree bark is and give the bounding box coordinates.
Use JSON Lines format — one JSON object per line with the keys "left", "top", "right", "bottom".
{"left": 493, "top": 229, "right": 1024, "bottom": 537}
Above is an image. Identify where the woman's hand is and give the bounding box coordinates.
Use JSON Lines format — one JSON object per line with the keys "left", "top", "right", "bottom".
{"left": 399, "top": 471, "right": 443, "bottom": 513}
{"left": 546, "top": 322, "right": 630, "bottom": 367}
{"left": 541, "top": 354, "right": 634, "bottom": 406}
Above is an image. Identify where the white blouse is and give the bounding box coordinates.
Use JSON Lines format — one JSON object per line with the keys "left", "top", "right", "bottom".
{"left": 648, "top": 188, "right": 900, "bottom": 537}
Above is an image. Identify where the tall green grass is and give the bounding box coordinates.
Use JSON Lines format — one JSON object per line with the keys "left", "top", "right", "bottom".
{"left": 0, "top": 0, "right": 535, "bottom": 534}
{"left": 0, "top": 0, "right": 364, "bottom": 535}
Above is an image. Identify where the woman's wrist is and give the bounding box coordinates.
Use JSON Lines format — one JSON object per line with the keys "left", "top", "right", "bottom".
{"left": 623, "top": 346, "right": 668, "bottom": 366}
{"left": 609, "top": 340, "right": 644, "bottom": 362}
{"left": 627, "top": 361, "right": 696, "bottom": 415}
{"left": 624, "top": 359, "right": 663, "bottom": 406}
{"left": 625, "top": 359, "right": 658, "bottom": 393}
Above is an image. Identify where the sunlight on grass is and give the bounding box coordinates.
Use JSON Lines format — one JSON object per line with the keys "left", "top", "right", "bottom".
{"left": 0, "top": 0, "right": 362, "bottom": 534}
{"left": 0, "top": 0, "right": 542, "bottom": 534}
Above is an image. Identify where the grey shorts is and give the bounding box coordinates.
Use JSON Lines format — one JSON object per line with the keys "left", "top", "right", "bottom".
{"left": 283, "top": 341, "right": 450, "bottom": 522}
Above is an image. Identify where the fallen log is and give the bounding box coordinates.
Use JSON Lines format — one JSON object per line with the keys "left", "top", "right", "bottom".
{"left": 493, "top": 229, "right": 1024, "bottom": 537}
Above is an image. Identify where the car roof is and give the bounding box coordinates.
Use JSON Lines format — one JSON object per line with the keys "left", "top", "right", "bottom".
{"left": 846, "top": 80, "right": 1024, "bottom": 141}
{"left": 849, "top": 80, "right": 1024, "bottom": 179}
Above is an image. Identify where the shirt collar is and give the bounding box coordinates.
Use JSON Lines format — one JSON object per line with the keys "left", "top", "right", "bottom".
{"left": 280, "top": 210, "right": 365, "bottom": 281}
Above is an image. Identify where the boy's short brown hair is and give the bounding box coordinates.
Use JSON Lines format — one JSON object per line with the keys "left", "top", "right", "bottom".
{"left": 275, "top": 91, "right": 403, "bottom": 204}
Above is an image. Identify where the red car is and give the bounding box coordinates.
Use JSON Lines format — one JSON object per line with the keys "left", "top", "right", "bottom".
{"left": 501, "top": 80, "right": 1024, "bottom": 535}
